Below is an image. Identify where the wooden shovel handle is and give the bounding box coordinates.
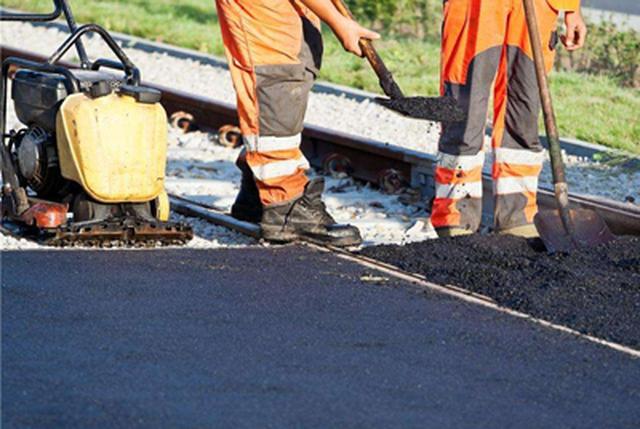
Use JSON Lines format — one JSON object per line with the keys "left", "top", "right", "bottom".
{"left": 330, "top": 0, "right": 404, "bottom": 99}
{"left": 523, "top": 0, "right": 577, "bottom": 239}
{"left": 522, "top": 0, "right": 565, "bottom": 185}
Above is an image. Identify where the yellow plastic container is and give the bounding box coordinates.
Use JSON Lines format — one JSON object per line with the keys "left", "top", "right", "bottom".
{"left": 56, "top": 92, "right": 168, "bottom": 203}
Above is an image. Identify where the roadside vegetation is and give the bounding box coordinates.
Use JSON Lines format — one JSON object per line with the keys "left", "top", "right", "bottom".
{"left": 1, "top": 0, "right": 638, "bottom": 153}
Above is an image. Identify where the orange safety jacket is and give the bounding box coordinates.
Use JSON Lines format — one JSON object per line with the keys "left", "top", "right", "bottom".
{"left": 547, "top": 0, "right": 580, "bottom": 11}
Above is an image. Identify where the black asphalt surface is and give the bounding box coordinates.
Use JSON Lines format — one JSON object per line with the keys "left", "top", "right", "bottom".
{"left": 2, "top": 247, "right": 640, "bottom": 428}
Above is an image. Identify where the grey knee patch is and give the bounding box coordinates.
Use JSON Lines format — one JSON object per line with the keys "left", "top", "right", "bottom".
{"left": 254, "top": 17, "right": 322, "bottom": 138}
{"left": 440, "top": 46, "right": 502, "bottom": 156}
{"left": 457, "top": 197, "right": 483, "bottom": 232}
{"left": 255, "top": 63, "right": 313, "bottom": 137}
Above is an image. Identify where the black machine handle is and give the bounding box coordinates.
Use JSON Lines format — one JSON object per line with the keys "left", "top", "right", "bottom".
{"left": 47, "top": 24, "right": 141, "bottom": 85}
{"left": 91, "top": 59, "right": 141, "bottom": 85}
{"left": 1, "top": 23, "right": 142, "bottom": 157}
{"left": 1, "top": 0, "right": 91, "bottom": 68}
{"left": 0, "top": 0, "right": 62, "bottom": 22}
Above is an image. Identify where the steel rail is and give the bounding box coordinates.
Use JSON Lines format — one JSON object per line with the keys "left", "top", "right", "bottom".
{"left": 2, "top": 45, "right": 639, "bottom": 235}
{"left": 169, "top": 194, "right": 640, "bottom": 359}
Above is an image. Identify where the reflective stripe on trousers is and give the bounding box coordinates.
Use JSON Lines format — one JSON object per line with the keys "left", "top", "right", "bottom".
{"left": 243, "top": 134, "right": 310, "bottom": 183}
{"left": 431, "top": 151, "right": 485, "bottom": 231}
{"left": 493, "top": 148, "right": 544, "bottom": 229}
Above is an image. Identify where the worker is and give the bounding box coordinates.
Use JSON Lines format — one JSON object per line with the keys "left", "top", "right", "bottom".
{"left": 215, "top": 0, "right": 379, "bottom": 246}
{"left": 432, "top": 0, "right": 587, "bottom": 237}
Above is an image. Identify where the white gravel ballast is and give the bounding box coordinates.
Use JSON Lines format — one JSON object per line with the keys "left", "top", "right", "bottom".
{"left": 165, "top": 127, "right": 437, "bottom": 247}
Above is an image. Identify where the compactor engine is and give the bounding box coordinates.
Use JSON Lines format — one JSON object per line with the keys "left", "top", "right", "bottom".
{"left": 0, "top": 0, "right": 192, "bottom": 245}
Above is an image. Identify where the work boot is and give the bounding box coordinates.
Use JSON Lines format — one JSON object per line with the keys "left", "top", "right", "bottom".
{"left": 230, "top": 154, "right": 263, "bottom": 223}
{"left": 260, "top": 178, "right": 363, "bottom": 247}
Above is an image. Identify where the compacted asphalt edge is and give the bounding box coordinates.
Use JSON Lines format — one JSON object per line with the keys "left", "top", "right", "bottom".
{"left": 323, "top": 245, "right": 640, "bottom": 359}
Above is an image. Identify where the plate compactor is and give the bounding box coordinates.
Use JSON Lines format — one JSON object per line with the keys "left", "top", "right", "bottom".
{"left": 0, "top": 0, "right": 193, "bottom": 246}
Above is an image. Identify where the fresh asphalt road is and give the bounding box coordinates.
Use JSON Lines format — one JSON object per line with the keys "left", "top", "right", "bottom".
{"left": 2, "top": 247, "right": 640, "bottom": 428}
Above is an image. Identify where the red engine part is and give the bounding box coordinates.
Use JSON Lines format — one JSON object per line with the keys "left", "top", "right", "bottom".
{"left": 20, "top": 200, "right": 68, "bottom": 229}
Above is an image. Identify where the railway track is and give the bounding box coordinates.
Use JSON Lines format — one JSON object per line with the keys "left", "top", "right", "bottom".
{"left": 3, "top": 45, "right": 638, "bottom": 236}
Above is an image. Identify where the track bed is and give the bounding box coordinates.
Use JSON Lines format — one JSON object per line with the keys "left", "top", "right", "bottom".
{"left": 362, "top": 235, "right": 640, "bottom": 348}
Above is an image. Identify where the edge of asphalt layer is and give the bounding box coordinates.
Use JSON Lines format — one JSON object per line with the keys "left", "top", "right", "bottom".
{"left": 358, "top": 234, "right": 640, "bottom": 356}
{"left": 317, "top": 243, "right": 640, "bottom": 359}
{"left": 3, "top": 8, "right": 635, "bottom": 161}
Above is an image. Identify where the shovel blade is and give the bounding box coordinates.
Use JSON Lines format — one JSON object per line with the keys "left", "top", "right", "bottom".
{"left": 375, "top": 96, "right": 466, "bottom": 123}
{"left": 534, "top": 208, "right": 616, "bottom": 253}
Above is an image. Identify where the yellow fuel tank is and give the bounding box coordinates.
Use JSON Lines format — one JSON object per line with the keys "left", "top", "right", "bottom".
{"left": 56, "top": 92, "right": 168, "bottom": 203}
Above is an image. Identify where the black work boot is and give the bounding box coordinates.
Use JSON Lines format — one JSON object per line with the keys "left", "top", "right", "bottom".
{"left": 230, "top": 153, "right": 263, "bottom": 223}
{"left": 260, "top": 178, "right": 363, "bottom": 247}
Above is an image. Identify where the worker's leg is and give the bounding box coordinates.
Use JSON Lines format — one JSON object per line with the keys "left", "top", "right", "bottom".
{"left": 217, "top": 0, "right": 361, "bottom": 246}
{"left": 491, "top": 0, "right": 559, "bottom": 236}
{"left": 225, "top": 1, "right": 322, "bottom": 222}
{"left": 433, "top": 0, "right": 509, "bottom": 236}
{"left": 216, "top": 0, "right": 314, "bottom": 207}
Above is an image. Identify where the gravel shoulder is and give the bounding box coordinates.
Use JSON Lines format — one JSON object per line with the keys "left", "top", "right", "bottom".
{"left": 362, "top": 235, "right": 640, "bottom": 348}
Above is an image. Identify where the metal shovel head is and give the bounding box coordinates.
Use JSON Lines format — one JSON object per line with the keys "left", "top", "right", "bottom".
{"left": 375, "top": 96, "right": 466, "bottom": 123}
{"left": 534, "top": 208, "right": 616, "bottom": 253}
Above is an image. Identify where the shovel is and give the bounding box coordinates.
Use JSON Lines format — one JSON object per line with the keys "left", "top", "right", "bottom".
{"left": 523, "top": 0, "right": 615, "bottom": 253}
{"left": 329, "top": 0, "right": 465, "bottom": 123}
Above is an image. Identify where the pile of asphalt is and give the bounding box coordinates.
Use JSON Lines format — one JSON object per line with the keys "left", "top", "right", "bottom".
{"left": 361, "top": 234, "right": 640, "bottom": 348}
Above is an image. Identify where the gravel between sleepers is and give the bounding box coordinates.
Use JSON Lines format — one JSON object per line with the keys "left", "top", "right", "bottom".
{"left": 361, "top": 235, "right": 640, "bottom": 348}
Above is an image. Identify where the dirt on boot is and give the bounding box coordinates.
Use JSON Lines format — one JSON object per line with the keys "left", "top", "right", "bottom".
{"left": 361, "top": 234, "right": 640, "bottom": 348}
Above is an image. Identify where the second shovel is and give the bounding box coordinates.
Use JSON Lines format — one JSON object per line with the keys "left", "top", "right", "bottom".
{"left": 523, "top": 0, "right": 614, "bottom": 253}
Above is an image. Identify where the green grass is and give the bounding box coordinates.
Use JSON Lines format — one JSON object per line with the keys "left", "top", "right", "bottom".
{"left": 2, "top": 0, "right": 639, "bottom": 153}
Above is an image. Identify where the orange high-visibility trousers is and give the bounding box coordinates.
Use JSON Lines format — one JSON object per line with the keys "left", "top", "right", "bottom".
{"left": 432, "top": 0, "right": 578, "bottom": 233}
{"left": 215, "top": 0, "right": 322, "bottom": 206}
